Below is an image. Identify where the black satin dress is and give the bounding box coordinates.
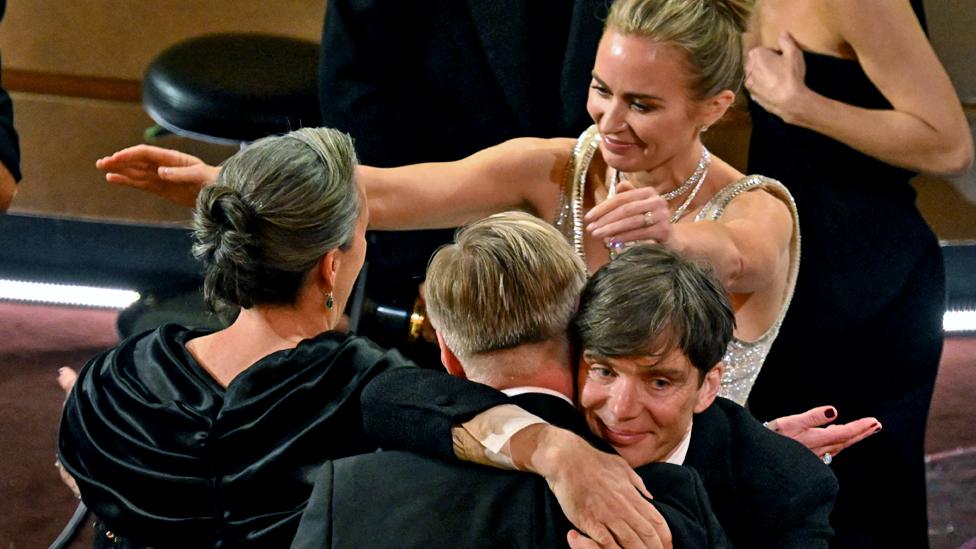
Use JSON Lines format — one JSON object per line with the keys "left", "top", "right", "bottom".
{"left": 58, "top": 324, "right": 412, "bottom": 548}
{"left": 746, "top": 16, "right": 943, "bottom": 549}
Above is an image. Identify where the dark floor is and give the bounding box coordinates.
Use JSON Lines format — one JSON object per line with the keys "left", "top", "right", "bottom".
{"left": 0, "top": 301, "right": 974, "bottom": 548}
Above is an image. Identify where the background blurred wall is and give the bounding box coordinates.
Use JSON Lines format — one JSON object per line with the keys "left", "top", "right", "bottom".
{"left": 0, "top": 0, "right": 972, "bottom": 238}
{"left": 0, "top": 0, "right": 324, "bottom": 223}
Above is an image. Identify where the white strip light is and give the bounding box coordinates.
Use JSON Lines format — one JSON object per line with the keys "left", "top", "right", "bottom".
{"left": 944, "top": 309, "right": 976, "bottom": 333}
{"left": 0, "top": 278, "right": 140, "bottom": 309}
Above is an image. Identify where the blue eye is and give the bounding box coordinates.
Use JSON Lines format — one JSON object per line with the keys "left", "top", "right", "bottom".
{"left": 650, "top": 378, "right": 672, "bottom": 390}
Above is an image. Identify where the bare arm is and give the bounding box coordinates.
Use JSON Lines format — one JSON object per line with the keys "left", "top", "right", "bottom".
{"left": 96, "top": 145, "right": 220, "bottom": 207}
{"left": 364, "top": 137, "right": 572, "bottom": 230}
{"left": 746, "top": 1, "right": 973, "bottom": 176}
{"left": 0, "top": 162, "right": 16, "bottom": 213}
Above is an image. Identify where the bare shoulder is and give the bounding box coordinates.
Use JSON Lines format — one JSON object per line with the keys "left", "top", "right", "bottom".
{"left": 820, "top": 0, "right": 921, "bottom": 45}
{"left": 721, "top": 178, "right": 795, "bottom": 240}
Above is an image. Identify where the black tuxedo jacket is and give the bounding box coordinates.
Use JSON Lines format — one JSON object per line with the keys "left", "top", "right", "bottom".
{"left": 686, "top": 398, "right": 838, "bottom": 549}
{"left": 293, "top": 392, "right": 728, "bottom": 548}
{"left": 360, "top": 369, "right": 838, "bottom": 549}
{"left": 318, "top": 0, "right": 608, "bottom": 323}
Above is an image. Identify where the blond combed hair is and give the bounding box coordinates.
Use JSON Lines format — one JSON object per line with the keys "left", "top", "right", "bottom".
{"left": 606, "top": 0, "right": 753, "bottom": 99}
{"left": 424, "top": 211, "right": 587, "bottom": 360}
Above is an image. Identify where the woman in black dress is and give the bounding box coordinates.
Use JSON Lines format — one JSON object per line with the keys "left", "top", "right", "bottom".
{"left": 59, "top": 128, "right": 410, "bottom": 547}
{"left": 744, "top": 1, "right": 973, "bottom": 546}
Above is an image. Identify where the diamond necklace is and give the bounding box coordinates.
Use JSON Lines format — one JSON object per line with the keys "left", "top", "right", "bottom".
{"left": 607, "top": 146, "right": 711, "bottom": 223}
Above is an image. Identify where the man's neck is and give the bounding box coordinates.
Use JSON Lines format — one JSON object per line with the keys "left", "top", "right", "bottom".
{"left": 463, "top": 338, "right": 574, "bottom": 401}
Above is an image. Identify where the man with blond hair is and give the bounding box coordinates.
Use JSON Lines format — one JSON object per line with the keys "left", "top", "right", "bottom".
{"left": 293, "top": 212, "right": 725, "bottom": 548}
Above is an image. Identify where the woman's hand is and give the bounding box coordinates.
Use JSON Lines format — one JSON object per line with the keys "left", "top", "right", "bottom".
{"left": 745, "top": 32, "right": 810, "bottom": 125}
{"left": 57, "top": 366, "right": 78, "bottom": 397}
{"left": 585, "top": 181, "right": 674, "bottom": 250}
{"left": 513, "top": 424, "right": 671, "bottom": 548}
{"left": 765, "top": 405, "right": 881, "bottom": 461}
{"left": 96, "top": 145, "right": 220, "bottom": 207}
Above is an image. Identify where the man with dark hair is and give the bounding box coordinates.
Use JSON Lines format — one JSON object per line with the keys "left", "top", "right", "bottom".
{"left": 293, "top": 213, "right": 727, "bottom": 548}
{"left": 363, "top": 243, "right": 838, "bottom": 549}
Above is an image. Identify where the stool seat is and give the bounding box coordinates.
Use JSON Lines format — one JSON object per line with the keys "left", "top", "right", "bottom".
{"left": 143, "top": 33, "right": 321, "bottom": 144}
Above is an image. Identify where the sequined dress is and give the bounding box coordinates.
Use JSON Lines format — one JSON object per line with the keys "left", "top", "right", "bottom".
{"left": 554, "top": 126, "right": 800, "bottom": 404}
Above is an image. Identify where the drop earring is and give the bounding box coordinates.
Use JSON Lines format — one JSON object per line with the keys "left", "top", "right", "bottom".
{"left": 325, "top": 292, "right": 334, "bottom": 310}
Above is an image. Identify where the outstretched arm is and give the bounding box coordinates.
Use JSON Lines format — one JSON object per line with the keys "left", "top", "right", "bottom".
{"left": 96, "top": 145, "right": 220, "bottom": 207}
{"left": 746, "top": 1, "right": 973, "bottom": 176}
{"left": 97, "top": 136, "right": 569, "bottom": 230}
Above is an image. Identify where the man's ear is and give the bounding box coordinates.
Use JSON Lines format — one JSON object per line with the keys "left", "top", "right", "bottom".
{"left": 436, "top": 332, "right": 466, "bottom": 380}
{"left": 693, "top": 363, "right": 723, "bottom": 413}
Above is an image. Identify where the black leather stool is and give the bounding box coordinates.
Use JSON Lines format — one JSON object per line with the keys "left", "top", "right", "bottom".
{"left": 143, "top": 33, "right": 321, "bottom": 144}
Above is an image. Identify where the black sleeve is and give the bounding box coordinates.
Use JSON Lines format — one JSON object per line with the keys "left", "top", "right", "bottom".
{"left": 290, "top": 461, "right": 335, "bottom": 549}
{"left": 360, "top": 368, "right": 510, "bottom": 461}
{"left": 0, "top": 0, "right": 22, "bottom": 181}
{"left": 732, "top": 402, "right": 838, "bottom": 549}
{"left": 638, "top": 463, "right": 732, "bottom": 549}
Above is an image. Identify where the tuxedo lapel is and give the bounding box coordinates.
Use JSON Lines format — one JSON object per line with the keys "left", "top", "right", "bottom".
{"left": 465, "top": 0, "right": 534, "bottom": 128}
{"left": 685, "top": 402, "right": 737, "bottom": 540}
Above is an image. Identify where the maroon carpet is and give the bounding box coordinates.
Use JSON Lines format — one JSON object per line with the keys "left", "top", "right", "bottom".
{"left": 0, "top": 301, "right": 973, "bottom": 548}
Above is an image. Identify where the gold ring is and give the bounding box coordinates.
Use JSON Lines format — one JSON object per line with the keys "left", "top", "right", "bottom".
{"left": 643, "top": 211, "right": 655, "bottom": 227}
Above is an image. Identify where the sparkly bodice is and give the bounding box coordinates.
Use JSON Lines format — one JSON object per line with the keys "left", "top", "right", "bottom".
{"left": 555, "top": 125, "right": 801, "bottom": 405}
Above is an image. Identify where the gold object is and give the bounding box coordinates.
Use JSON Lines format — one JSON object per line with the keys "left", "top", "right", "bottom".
{"left": 407, "top": 297, "right": 426, "bottom": 342}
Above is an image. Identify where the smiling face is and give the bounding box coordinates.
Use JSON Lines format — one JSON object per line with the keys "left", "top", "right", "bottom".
{"left": 578, "top": 347, "right": 721, "bottom": 467}
{"left": 586, "top": 31, "right": 712, "bottom": 174}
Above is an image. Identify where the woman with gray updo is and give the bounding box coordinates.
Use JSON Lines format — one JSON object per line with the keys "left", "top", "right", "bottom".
{"left": 58, "top": 128, "right": 413, "bottom": 547}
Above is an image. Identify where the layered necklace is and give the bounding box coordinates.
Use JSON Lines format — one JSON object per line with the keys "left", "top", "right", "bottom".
{"left": 607, "top": 145, "right": 711, "bottom": 224}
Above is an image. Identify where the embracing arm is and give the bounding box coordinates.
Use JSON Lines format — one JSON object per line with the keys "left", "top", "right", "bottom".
{"left": 361, "top": 368, "right": 669, "bottom": 548}
{"left": 746, "top": 0, "right": 973, "bottom": 176}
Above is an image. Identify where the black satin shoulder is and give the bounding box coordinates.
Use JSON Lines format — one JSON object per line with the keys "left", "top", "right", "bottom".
{"left": 58, "top": 323, "right": 414, "bottom": 547}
